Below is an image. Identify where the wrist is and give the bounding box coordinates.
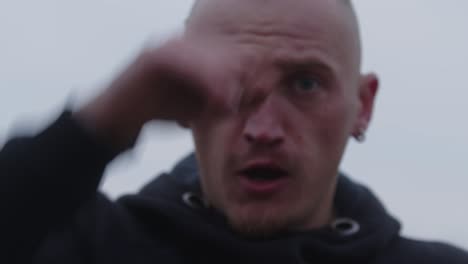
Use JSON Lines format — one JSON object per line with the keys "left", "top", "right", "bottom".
{"left": 75, "top": 94, "right": 145, "bottom": 151}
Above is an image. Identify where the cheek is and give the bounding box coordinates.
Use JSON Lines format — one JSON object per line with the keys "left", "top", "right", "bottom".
{"left": 317, "top": 91, "right": 356, "bottom": 135}
{"left": 192, "top": 119, "right": 237, "bottom": 180}
{"left": 192, "top": 119, "right": 243, "bottom": 208}
{"left": 193, "top": 119, "right": 236, "bottom": 157}
{"left": 192, "top": 124, "right": 223, "bottom": 202}
{"left": 292, "top": 96, "right": 355, "bottom": 162}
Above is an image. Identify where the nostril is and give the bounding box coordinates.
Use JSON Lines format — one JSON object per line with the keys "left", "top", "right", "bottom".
{"left": 244, "top": 132, "right": 255, "bottom": 143}
{"left": 243, "top": 129, "right": 284, "bottom": 146}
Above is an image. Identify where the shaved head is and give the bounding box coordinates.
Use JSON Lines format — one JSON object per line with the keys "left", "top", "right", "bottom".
{"left": 190, "top": 0, "right": 355, "bottom": 11}
{"left": 186, "top": 0, "right": 362, "bottom": 70}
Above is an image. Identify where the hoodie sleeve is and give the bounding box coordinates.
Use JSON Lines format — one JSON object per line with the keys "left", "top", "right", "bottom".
{"left": 0, "top": 111, "right": 120, "bottom": 263}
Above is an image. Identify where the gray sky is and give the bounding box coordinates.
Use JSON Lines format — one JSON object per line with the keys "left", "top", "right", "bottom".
{"left": 0, "top": 0, "right": 467, "bottom": 247}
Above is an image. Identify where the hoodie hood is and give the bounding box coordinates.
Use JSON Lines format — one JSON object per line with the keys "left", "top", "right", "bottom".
{"left": 120, "top": 153, "right": 401, "bottom": 264}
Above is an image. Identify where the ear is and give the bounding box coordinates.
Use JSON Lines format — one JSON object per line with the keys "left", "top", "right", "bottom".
{"left": 352, "top": 73, "right": 379, "bottom": 138}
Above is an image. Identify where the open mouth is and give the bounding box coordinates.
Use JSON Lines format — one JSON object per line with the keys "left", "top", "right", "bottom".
{"left": 238, "top": 163, "right": 290, "bottom": 194}
{"left": 240, "top": 166, "right": 288, "bottom": 181}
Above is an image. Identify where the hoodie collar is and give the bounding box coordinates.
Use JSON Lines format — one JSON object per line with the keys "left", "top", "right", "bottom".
{"left": 124, "top": 153, "right": 401, "bottom": 263}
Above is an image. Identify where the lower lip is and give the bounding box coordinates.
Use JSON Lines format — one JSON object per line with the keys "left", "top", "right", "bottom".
{"left": 238, "top": 174, "right": 289, "bottom": 195}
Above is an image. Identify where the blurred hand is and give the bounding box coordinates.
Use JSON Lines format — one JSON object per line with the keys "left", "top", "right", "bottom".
{"left": 77, "top": 36, "right": 241, "bottom": 148}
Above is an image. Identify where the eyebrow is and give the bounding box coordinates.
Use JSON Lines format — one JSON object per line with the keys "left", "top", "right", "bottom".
{"left": 273, "top": 55, "right": 338, "bottom": 77}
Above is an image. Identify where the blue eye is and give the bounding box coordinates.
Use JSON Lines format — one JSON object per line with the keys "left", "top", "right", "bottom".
{"left": 292, "top": 76, "right": 320, "bottom": 92}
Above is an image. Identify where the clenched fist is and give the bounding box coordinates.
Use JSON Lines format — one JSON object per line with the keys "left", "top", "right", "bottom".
{"left": 77, "top": 37, "right": 243, "bottom": 149}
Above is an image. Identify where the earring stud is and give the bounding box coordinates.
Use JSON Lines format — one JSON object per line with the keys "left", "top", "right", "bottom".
{"left": 354, "top": 128, "right": 366, "bottom": 143}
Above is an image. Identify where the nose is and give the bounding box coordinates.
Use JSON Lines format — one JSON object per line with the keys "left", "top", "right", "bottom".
{"left": 243, "top": 97, "right": 285, "bottom": 147}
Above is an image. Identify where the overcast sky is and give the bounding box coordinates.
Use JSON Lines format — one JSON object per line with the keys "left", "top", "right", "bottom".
{"left": 0, "top": 0, "right": 467, "bottom": 247}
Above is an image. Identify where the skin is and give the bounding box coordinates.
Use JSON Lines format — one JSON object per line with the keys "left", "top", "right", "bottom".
{"left": 78, "top": 0, "right": 378, "bottom": 237}
{"left": 187, "top": 0, "right": 378, "bottom": 236}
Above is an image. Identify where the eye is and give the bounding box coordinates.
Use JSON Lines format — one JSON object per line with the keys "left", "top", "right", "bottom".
{"left": 290, "top": 75, "right": 321, "bottom": 93}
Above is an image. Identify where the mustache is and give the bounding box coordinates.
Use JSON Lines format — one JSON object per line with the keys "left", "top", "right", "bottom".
{"left": 227, "top": 147, "right": 293, "bottom": 171}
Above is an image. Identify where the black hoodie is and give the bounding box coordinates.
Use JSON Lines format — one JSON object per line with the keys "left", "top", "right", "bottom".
{"left": 1, "top": 112, "right": 467, "bottom": 263}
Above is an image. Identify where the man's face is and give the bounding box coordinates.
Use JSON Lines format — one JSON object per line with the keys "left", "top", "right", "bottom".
{"left": 188, "top": 0, "right": 377, "bottom": 236}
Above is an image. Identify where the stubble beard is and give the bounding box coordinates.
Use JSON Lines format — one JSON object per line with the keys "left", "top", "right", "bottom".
{"left": 223, "top": 199, "right": 307, "bottom": 238}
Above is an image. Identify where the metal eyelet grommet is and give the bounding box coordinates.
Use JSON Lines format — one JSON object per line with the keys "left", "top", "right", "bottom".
{"left": 182, "top": 192, "right": 204, "bottom": 209}
{"left": 331, "top": 218, "right": 360, "bottom": 236}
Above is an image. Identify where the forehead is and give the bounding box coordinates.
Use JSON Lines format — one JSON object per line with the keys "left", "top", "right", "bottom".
{"left": 187, "top": 0, "right": 360, "bottom": 73}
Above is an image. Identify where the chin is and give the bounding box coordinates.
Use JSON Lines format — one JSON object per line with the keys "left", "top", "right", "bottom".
{"left": 224, "top": 203, "right": 299, "bottom": 239}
